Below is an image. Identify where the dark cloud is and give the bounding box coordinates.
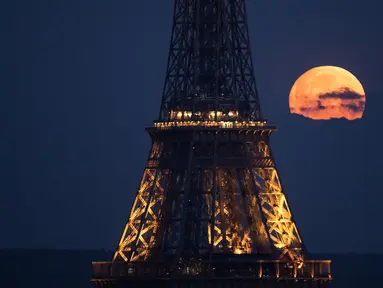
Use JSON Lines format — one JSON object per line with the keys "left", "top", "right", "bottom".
{"left": 318, "top": 87, "right": 364, "bottom": 100}
{"left": 300, "top": 100, "right": 326, "bottom": 112}
{"left": 317, "top": 101, "right": 326, "bottom": 110}
{"left": 341, "top": 101, "right": 365, "bottom": 113}
{"left": 299, "top": 107, "right": 311, "bottom": 112}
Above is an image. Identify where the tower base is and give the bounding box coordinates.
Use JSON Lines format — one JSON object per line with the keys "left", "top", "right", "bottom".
{"left": 91, "top": 258, "right": 331, "bottom": 288}
{"left": 91, "top": 278, "right": 330, "bottom": 288}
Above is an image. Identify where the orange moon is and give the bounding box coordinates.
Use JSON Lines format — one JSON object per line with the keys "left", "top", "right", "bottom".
{"left": 289, "top": 66, "right": 366, "bottom": 120}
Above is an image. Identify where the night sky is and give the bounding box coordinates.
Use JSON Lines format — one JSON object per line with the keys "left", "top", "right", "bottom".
{"left": 1, "top": 0, "right": 382, "bottom": 254}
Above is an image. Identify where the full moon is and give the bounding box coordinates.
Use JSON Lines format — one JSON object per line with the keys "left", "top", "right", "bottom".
{"left": 289, "top": 66, "right": 366, "bottom": 120}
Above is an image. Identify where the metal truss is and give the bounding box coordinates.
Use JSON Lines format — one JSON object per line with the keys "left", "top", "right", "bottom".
{"left": 113, "top": 129, "right": 305, "bottom": 264}
{"left": 159, "top": 0, "right": 261, "bottom": 122}
{"left": 93, "top": 1, "right": 331, "bottom": 287}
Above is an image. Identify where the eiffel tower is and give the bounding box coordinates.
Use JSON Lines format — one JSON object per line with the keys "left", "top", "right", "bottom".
{"left": 91, "top": 1, "right": 331, "bottom": 287}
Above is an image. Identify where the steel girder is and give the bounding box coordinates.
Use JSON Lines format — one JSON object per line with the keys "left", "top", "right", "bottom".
{"left": 113, "top": 129, "right": 305, "bottom": 263}
{"left": 159, "top": 0, "right": 261, "bottom": 121}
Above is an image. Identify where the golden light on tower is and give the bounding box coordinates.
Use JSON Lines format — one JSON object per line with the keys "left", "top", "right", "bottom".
{"left": 289, "top": 66, "right": 366, "bottom": 120}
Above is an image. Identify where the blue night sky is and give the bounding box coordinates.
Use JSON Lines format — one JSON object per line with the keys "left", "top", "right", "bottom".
{"left": 1, "top": 0, "right": 382, "bottom": 253}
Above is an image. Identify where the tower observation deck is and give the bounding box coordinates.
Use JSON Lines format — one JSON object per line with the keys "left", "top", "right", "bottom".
{"left": 91, "top": 1, "right": 331, "bottom": 287}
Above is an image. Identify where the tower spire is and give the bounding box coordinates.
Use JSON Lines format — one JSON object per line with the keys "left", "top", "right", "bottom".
{"left": 159, "top": 0, "right": 261, "bottom": 122}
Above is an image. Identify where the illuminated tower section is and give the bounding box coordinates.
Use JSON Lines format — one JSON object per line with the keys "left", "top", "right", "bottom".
{"left": 91, "top": 1, "right": 331, "bottom": 287}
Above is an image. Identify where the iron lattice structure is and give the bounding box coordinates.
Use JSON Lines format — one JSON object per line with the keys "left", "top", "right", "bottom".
{"left": 158, "top": 0, "right": 261, "bottom": 122}
{"left": 113, "top": 131, "right": 305, "bottom": 262}
{"left": 92, "top": 1, "right": 331, "bottom": 287}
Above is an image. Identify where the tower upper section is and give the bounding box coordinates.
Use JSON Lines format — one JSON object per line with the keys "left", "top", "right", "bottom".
{"left": 158, "top": 0, "right": 262, "bottom": 123}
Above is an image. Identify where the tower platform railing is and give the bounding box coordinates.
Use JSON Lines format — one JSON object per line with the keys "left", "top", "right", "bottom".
{"left": 92, "top": 259, "right": 331, "bottom": 281}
